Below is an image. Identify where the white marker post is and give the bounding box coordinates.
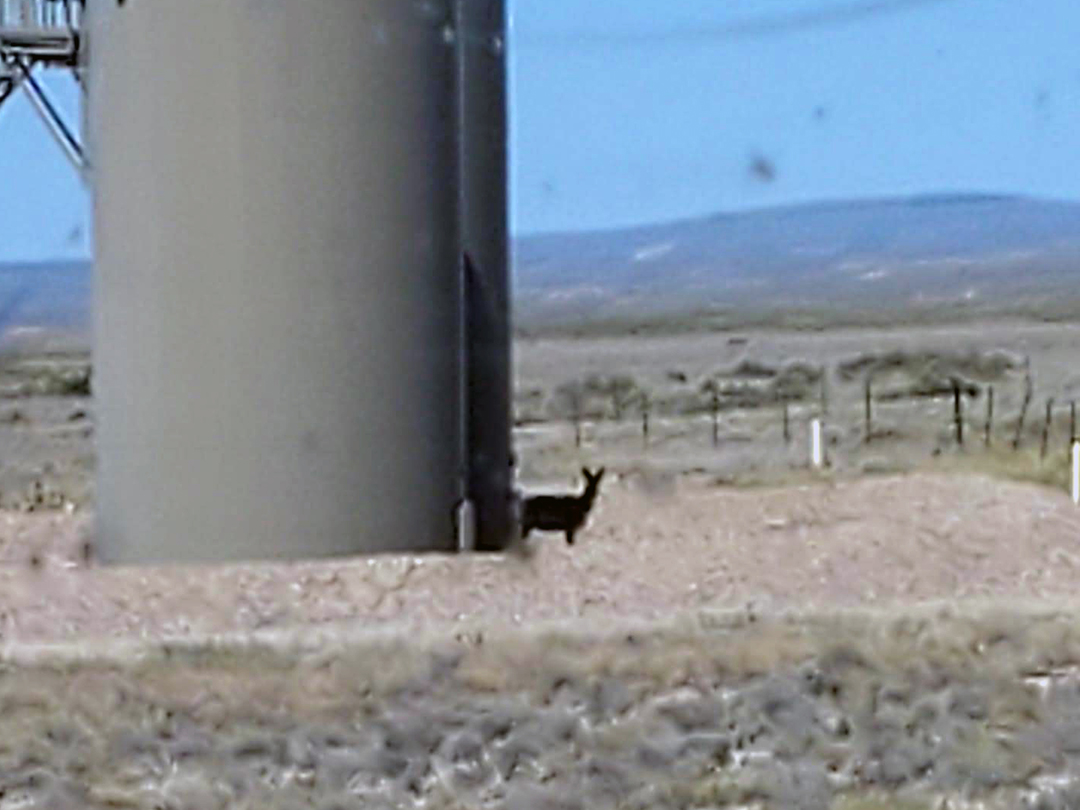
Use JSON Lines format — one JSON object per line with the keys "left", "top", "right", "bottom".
{"left": 456, "top": 499, "right": 476, "bottom": 552}
{"left": 811, "top": 418, "right": 823, "bottom": 470}
{"left": 1072, "top": 441, "right": 1079, "bottom": 506}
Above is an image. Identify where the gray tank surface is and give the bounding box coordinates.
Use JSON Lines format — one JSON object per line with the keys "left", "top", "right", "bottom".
{"left": 86, "top": 0, "right": 510, "bottom": 563}
{"left": 456, "top": 0, "right": 514, "bottom": 551}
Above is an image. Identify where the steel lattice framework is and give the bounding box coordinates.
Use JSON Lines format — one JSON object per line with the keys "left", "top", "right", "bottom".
{"left": 0, "top": 0, "right": 85, "bottom": 176}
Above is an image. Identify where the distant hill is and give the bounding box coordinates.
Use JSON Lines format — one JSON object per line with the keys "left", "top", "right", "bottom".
{"left": 514, "top": 193, "right": 1080, "bottom": 328}
{"left": 9, "top": 193, "right": 1080, "bottom": 343}
{"left": 0, "top": 259, "right": 90, "bottom": 348}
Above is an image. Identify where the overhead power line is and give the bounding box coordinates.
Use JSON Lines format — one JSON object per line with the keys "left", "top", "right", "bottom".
{"left": 518, "top": 0, "right": 956, "bottom": 47}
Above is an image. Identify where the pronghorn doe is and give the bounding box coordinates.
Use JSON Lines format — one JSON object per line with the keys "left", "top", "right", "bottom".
{"left": 521, "top": 467, "right": 606, "bottom": 546}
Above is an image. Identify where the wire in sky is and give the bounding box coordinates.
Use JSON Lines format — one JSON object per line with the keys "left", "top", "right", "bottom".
{"left": 517, "top": 0, "right": 957, "bottom": 47}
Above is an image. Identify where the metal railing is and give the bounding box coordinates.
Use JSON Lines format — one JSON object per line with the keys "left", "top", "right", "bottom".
{"left": 0, "top": 0, "right": 82, "bottom": 33}
{"left": 1, "top": 0, "right": 85, "bottom": 178}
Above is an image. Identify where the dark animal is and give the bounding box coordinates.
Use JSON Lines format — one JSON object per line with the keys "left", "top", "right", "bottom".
{"left": 521, "top": 467, "right": 605, "bottom": 545}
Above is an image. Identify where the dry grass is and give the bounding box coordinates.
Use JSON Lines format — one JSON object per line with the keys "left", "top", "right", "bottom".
{"left": 931, "top": 444, "right": 1073, "bottom": 493}
{"left": 830, "top": 795, "right": 935, "bottom": 810}
{"left": 1, "top": 603, "right": 1078, "bottom": 808}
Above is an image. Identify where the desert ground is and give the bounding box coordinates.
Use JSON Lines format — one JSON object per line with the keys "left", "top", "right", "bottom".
{"left": 0, "top": 320, "right": 1079, "bottom": 808}
{"left": 515, "top": 318, "right": 1080, "bottom": 489}
{"left": 0, "top": 318, "right": 1077, "bottom": 638}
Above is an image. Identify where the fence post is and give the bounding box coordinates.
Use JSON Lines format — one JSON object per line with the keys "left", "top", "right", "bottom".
{"left": 952, "top": 378, "right": 963, "bottom": 447}
{"left": 1013, "top": 367, "right": 1033, "bottom": 450}
{"left": 985, "top": 385, "right": 994, "bottom": 448}
{"left": 711, "top": 390, "right": 719, "bottom": 448}
{"left": 1070, "top": 400, "right": 1076, "bottom": 447}
{"left": 1041, "top": 398, "right": 1054, "bottom": 460}
{"left": 811, "top": 418, "right": 823, "bottom": 469}
{"left": 1073, "top": 441, "right": 1079, "bottom": 506}
{"left": 863, "top": 377, "right": 873, "bottom": 443}
{"left": 782, "top": 400, "right": 791, "bottom": 444}
{"left": 641, "top": 393, "right": 650, "bottom": 450}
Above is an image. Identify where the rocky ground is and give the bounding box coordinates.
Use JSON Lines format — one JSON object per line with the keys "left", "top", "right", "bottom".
{"left": 0, "top": 471, "right": 1079, "bottom": 645}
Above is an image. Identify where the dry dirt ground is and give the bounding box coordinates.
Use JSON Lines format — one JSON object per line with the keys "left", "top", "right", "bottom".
{"left": 2, "top": 339, "right": 1080, "bottom": 808}
{"left": 0, "top": 331, "right": 1076, "bottom": 642}
{"left": 0, "top": 471, "right": 1078, "bottom": 644}
{"left": 515, "top": 320, "right": 1080, "bottom": 489}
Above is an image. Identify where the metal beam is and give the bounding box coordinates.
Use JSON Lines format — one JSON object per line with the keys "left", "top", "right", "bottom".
{"left": 12, "top": 58, "right": 85, "bottom": 179}
{"left": 0, "top": 72, "right": 20, "bottom": 111}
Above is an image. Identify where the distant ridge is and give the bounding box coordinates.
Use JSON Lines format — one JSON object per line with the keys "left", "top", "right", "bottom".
{"left": 10, "top": 192, "right": 1080, "bottom": 338}
{"left": 514, "top": 193, "right": 1080, "bottom": 325}
{"left": 0, "top": 259, "right": 91, "bottom": 347}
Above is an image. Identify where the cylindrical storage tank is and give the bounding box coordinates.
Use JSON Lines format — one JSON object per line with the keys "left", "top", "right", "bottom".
{"left": 86, "top": 0, "right": 473, "bottom": 563}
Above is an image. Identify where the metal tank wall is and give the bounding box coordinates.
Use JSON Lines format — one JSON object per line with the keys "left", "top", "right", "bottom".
{"left": 85, "top": 0, "right": 504, "bottom": 563}
{"left": 455, "top": 0, "right": 515, "bottom": 551}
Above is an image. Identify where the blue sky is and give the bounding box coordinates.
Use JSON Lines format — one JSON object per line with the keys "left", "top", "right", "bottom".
{"left": 0, "top": 70, "right": 87, "bottom": 261}
{"left": 2, "top": 0, "right": 1080, "bottom": 260}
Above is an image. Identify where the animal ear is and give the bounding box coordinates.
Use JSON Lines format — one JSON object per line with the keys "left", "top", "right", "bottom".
{"left": 581, "top": 466, "right": 590, "bottom": 479}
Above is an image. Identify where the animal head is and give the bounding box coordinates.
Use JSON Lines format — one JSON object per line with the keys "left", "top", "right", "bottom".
{"left": 581, "top": 466, "right": 606, "bottom": 500}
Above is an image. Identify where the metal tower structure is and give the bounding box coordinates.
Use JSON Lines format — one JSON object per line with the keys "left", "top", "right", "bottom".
{"left": 0, "top": 0, "right": 85, "bottom": 176}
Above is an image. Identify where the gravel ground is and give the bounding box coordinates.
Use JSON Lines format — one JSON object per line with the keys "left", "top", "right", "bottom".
{"left": 0, "top": 377, "right": 1078, "bottom": 808}
{"left": 0, "top": 471, "right": 1077, "bottom": 644}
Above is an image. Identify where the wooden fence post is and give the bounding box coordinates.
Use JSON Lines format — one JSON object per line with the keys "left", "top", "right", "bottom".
{"left": 952, "top": 378, "right": 963, "bottom": 447}
{"left": 782, "top": 400, "right": 791, "bottom": 444}
{"left": 641, "top": 393, "right": 650, "bottom": 450}
{"left": 711, "top": 391, "right": 719, "bottom": 448}
{"left": 985, "top": 386, "right": 994, "bottom": 448}
{"left": 1013, "top": 367, "right": 1033, "bottom": 450}
{"left": 864, "top": 377, "right": 873, "bottom": 443}
{"left": 1041, "top": 398, "right": 1054, "bottom": 460}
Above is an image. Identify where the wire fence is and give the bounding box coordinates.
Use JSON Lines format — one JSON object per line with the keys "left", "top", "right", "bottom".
{"left": 523, "top": 376, "right": 1080, "bottom": 497}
